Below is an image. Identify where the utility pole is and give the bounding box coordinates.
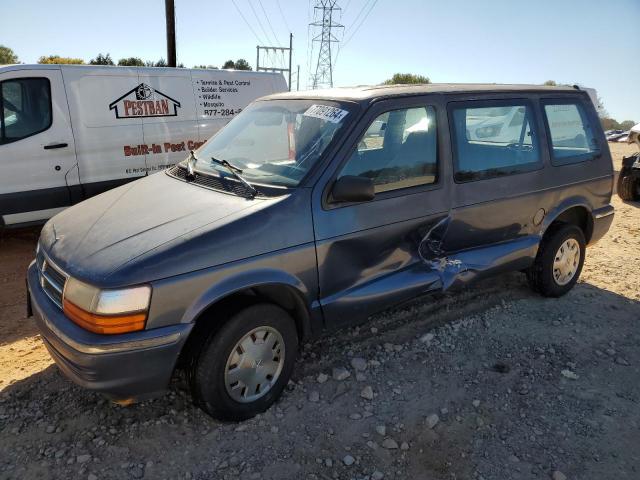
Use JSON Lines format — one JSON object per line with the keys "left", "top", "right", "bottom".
{"left": 165, "top": 0, "right": 176, "bottom": 67}
{"left": 256, "top": 33, "right": 294, "bottom": 91}
{"left": 309, "top": 0, "right": 343, "bottom": 89}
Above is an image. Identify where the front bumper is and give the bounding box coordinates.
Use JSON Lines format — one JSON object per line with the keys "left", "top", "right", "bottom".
{"left": 27, "top": 262, "right": 193, "bottom": 401}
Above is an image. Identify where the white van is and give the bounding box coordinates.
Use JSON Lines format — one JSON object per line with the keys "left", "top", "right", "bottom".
{"left": 0, "top": 64, "right": 287, "bottom": 227}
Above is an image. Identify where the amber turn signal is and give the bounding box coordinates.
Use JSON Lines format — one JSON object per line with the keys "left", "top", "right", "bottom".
{"left": 63, "top": 298, "right": 147, "bottom": 335}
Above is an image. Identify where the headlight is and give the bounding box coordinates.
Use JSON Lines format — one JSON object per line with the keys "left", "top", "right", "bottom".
{"left": 62, "top": 278, "right": 151, "bottom": 335}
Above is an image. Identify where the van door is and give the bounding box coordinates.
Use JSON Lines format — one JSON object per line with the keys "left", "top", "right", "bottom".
{"left": 62, "top": 66, "right": 147, "bottom": 198}
{"left": 139, "top": 69, "right": 199, "bottom": 173}
{"left": 444, "top": 97, "right": 546, "bottom": 256}
{"left": 0, "top": 68, "right": 79, "bottom": 226}
{"left": 312, "top": 98, "right": 450, "bottom": 328}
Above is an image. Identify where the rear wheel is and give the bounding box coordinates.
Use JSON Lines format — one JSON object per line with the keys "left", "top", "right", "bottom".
{"left": 617, "top": 171, "right": 640, "bottom": 201}
{"left": 190, "top": 303, "right": 298, "bottom": 421}
{"left": 527, "top": 224, "right": 585, "bottom": 297}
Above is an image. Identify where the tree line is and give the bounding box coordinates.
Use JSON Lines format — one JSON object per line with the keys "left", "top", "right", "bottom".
{"left": 0, "top": 45, "right": 252, "bottom": 70}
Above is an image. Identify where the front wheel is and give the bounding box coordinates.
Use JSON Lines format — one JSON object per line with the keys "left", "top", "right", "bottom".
{"left": 190, "top": 303, "right": 298, "bottom": 421}
{"left": 527, "top": 224, "right": 585, "bottom": 297}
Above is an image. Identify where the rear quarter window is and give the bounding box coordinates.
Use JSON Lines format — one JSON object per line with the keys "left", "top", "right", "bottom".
{"left": 542, "top": 99, "right": 600, "bottom": 166}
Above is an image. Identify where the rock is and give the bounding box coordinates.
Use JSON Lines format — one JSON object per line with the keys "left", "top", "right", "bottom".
{"left": 351, "top": 357, "right": 367, "bottom": 371}
{"left": 400, "top": 441, "right": 409, "bottom": 450}
{"left": 317, "top": 373, "right": 329, "bottom": 384}
{"left": 371, "top": 327, "right": 378, "bottom": 334}
{"left": 332, "top": 367, "right": 351, "bottom": 381}
{"left": 375, "top": 425, "right": 386, "bottom": 436}
{"left": 355, "top": 372, "right": 366, "bottom": 382}
{"left": 372, "top": 471, "right": 384, "bottom": 480}
{"left": 77, "top": 455, "right": 91, "bottom": 464}
{"left": 324, "top": 458, "right": 333, "bottom": 467}
{"left": 420, "top": 333, "right": 435, "bottom": 343}
{"left": 343, "top": 455, "right": 355, "bottom": 466}
{"left": 561, "top": 369, "right": 579, "bottom": 380}
{"left": 382, "top": 438, "right": 398, "bottom": 449}
{"left": 88, "top": 474, "right": 98, "bottom": 480}
{"left": 552, "top": 471, "right": 567, "bottom": 480}
{"left": 131, "top": 467, "right": 144, "bottom": 479}
{"left": 308, "top": 391, "right": 320, "bottom": 402}
{"left": 46, "top": 425, "right": 56, "bottom": 434}
{"left": 360, "top": 386, "right": 374, "bottom": 400}
{"left": 349, "top": 413, "right": 362, "bottom": 420}
{"left": 472, "top": 399, "right": 481, "bottom": 408}
{"left": 426, "top": 414, "right": 440, "bottom": 429}
{"left": 615, "top": 357, "right": 630, "bottom": 366}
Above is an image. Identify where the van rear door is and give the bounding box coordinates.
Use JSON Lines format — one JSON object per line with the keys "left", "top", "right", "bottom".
{"left": 0, "top": 67, "right": 79, "bottom": 226}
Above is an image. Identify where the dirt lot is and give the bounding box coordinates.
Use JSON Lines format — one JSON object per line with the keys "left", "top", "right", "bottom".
{"left": 0, "top": 143, "right": 638, "bottom": 480}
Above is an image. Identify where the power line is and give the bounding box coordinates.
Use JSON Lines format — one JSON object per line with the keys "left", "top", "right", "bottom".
{"left": 247, "top": 0, "right": 276, "bottom": 47}
{"left": 230, "top": 0, "right": 264, "bottom": 45}
{"left": 342, "top": 0, "right": 378, "bottom": 47}
{"left": 276, "top": 0, "right": 291, "bottom": 33}
{"left": 257, "top": 0, "right": 282, "bottom": 47}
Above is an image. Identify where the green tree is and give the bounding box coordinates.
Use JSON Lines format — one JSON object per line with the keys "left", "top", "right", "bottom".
{"left": 89, "top": 53, "right": 114, "bottom": 65}
{"left": 194, "top": 65, "right": 218, "bottom": 69}
{"left": 145, "top": 58, "right": 167, "bottom": 67}
{"left": 543, "top": 80, "right": 557, "bottom": 86}
{"left": 0, "top": 45, "right": 19, "bottom": 64}
{"left": 600, "top": 118, "right": 621, "bottom": 131}
{"left": 117, "top": 57, "right": 145, "bottom": 66}
{"left": 234, "top": 59, "right": 252, "bottom": 71}
{"left": 222, "top": 59, "right": 235, "bottom": 69}
{"left": 620, "top": 120, "right": 636, "bottom": 130}
{"left": 382, "top": 73, "right": 430, "bottom": 85}
{"left": 38, "top": 55, "right": 84, "bottom": 64}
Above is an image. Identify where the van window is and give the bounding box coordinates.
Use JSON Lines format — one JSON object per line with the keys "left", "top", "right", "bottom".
{"left": 0, "top": 78, "right": 52, "bottom": 144}
{"left": 450, "top": 101, "right": 541, "bottom": 182}
{"left": 542, "top": 101, "right": 599, "bottom": 165}
{"left": 338, "top": 106, "right": 438, "bottom": 193}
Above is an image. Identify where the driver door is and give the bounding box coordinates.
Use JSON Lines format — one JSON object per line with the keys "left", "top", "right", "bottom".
{"left": 311, "top": 97, "right": 452, "bottom": 329}
{"left": 0, "top": 69, "right": 79, "bottom": 225}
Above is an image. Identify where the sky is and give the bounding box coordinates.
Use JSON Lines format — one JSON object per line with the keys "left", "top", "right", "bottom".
{"left": 2, "top": 0, "right": 639, "bottom": 121}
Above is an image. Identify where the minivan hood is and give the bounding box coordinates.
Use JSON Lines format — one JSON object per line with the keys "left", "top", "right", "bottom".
{"left": 40, "top": 172, "right": 310, "bottom": 286}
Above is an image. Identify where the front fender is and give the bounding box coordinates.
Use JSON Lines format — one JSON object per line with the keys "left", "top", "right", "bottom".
{"left": 181, "top": 268, "right": 311, "bottom": 325}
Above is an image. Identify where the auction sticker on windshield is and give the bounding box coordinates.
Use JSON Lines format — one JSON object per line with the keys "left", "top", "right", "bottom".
{"left": 303, "top": 104, "right": 349, "bottom": 124}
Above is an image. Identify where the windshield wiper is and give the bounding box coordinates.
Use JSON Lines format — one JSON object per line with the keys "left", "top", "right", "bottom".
{"left": 211, "top": 156, "right": 258, "bottom": 199}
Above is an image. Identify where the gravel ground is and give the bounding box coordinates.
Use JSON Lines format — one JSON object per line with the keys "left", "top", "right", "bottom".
{"left": 0, "top": 143, "right": 638, "bottom": 480}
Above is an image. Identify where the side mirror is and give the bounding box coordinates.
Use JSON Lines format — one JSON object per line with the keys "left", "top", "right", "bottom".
{"left": 330, "top": 175, "right": 375, "bottom": 203}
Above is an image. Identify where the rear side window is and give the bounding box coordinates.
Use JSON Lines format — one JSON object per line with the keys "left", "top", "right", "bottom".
{"left": 450, "top": 101, "right": 541, "bottom": 182}
{"left": 338, "top": 106, "right": 438, "bottom": 193}
{"left": 542, "top": 101, "right": 599, "bottom": 165}
{"left": 0, "top": 78, "right": 52, "bottom": 144}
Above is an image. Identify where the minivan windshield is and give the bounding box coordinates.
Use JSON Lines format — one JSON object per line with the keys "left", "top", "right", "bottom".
{"left": 190, "top": 99, "right": 355, "bottom": 187}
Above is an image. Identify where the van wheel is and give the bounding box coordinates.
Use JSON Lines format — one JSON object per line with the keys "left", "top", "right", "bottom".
{"left": 190, "top": 303, "right": 298, "bottom": 421}
{"left": 527, "top": 224, "right": 585, "bottom": 297}
{"left": 617, "top": 172, "right": 640, "bottom": 201}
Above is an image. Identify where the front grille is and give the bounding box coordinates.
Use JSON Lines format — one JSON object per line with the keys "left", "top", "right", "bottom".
{"left": 37, "top": 248, "right": 68, "bottom": 310}
{"left": 166, "top": 165, "right": 264, "bottom": 197}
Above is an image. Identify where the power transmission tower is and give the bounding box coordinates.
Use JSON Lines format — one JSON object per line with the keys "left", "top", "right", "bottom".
{"left": 309, "top": 0, "right": 343, "bottom": 89}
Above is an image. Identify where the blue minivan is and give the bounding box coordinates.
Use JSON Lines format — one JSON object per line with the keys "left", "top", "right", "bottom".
{"left": 28, "top": 84, "right": 614, "bottom": 420}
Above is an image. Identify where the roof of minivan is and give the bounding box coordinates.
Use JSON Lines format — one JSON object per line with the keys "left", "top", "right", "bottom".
{"left": 263, "top": 83, "right": 585, "bottom": 102}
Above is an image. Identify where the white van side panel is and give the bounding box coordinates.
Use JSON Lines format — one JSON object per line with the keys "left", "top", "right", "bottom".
{"left": 62, "top": 66, "right": 147, "bottom": 191}
{"left": 139, "top": 69, "right": 199, "bottom": 174}
{"left": 192, "top": 70, "right": 288, "bottom": 142}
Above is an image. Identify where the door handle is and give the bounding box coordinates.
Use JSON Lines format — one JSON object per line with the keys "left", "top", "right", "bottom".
{"left": 44, "top": 143, "right": 68, "bottom": 150}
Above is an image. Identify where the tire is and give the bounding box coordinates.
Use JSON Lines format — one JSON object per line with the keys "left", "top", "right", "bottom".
{"left": 527, "top": 223, "right": 585, "bottom": 297}
{"left": 189, "top": 303, "right": 298, "bottom": 421}
{"left": 617, "top": 172, "right": 640, "bottom": 201}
